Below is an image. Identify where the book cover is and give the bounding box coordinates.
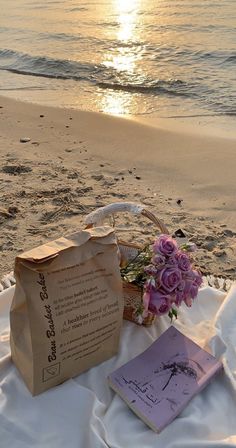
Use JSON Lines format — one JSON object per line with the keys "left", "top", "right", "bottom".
{"left": 107, "top": 326, "right": 223, "bottom": 433}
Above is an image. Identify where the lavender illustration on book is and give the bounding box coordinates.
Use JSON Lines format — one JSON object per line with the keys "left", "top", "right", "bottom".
{"left": 108, "top": 326, "right": 222, "bottom": 432}
{"left": 121, "top": 353, "right": 206, "bottom": 411}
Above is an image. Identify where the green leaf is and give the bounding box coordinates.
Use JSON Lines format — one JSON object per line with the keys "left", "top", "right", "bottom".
{"left": 172, "top": 308, "right": 178, "bottom": 319}
{"left": 120, "top": 245, "right": 152, "bottom": 287}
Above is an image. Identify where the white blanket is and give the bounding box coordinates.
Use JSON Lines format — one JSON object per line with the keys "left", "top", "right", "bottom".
{"left": 0, "top": 285, "right": 236, "bottom": 447}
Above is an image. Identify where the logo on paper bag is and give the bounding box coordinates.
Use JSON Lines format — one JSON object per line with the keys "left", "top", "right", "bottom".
{"left": 42, "top": 362, "right": 61, "bottom": 382}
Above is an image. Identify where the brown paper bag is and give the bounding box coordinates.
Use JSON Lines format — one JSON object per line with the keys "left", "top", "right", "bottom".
{"left": 10, "top": 226, "right": 124, "bottom": 395}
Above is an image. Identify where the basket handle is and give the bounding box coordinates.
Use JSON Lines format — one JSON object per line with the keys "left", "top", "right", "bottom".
{"left": 84, "top": 202, "right": 169, "bottom": 234}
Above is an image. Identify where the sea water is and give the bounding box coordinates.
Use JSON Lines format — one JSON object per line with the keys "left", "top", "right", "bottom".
{"left": 0, "top": 0, "right": 235, "bottom": 130}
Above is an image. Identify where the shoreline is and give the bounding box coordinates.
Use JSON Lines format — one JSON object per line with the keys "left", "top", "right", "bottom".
{"left": 1, "top": 89, "right": 236, "bottom": 139}
{"left": 0, "top": 95, "right": 235, "bottom": 280}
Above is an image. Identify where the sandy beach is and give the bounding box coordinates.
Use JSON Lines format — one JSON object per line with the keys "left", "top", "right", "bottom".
{"left": 0, "top": 95, "right": 235, "bottom": 281}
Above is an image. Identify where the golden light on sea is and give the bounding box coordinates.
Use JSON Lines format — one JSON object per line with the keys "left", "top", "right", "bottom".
{"left": 116, "top": 0, "right": 139, "bottom": 42}
{"left": 100, "top": 0, "right": 141, "bottom": 116}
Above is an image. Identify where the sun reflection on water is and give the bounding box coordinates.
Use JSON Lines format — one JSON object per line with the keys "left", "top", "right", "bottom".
{"left": 100, "top": 0, "right": 141, "bottom": 116}
{"left": 116, "top": 0, "right": 139, "bottom": 42}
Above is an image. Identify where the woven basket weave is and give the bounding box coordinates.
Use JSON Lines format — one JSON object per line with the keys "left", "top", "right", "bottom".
{"left": 85, "top": 202, "right": 169, "bottom": 326}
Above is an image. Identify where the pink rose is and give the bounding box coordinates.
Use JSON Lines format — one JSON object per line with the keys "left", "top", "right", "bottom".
{"left": 175, "top": 251, "right": 191, "bottom": 272}
{"left": 158, "top": 267, "right": 182, "bottom": 293}
{"left": 152, "top": 235, "right": 178, "bottom": 257}
{"left": 148, "top": 290, "right": 172, "bottom": 316}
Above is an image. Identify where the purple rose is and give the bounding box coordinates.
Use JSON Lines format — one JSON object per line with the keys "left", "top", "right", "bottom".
{"left": 189, "top": 283, "right": 199, "bottom": 300}
{"left": 151, "top": 254, "right": 166, "bottom": 267}
{"left": 152, "top": 235, "right": 178, "bottom": 257}
{"left": 175, "top": 289, "right": 184, "bottom": 307}
{"left": 158, "top": 267, "right": 182, "bottom": 293}
{"left": 166, "top": 256, "right": 178, "bottom": 267}
{"left": 179, "top": 271, "right": 202, "bottom": 305}
{"left": 192, "top": 270, "right": 203, "bottom": 287}
{"left": 174, "top": 279, "right": 186, "bottom": 306}
{"left": 183, "top": 270, "right": 202, "bottom": 299}
{"left": 175, "top": 251, "right": 191, "bottom": 272}
{"left": 188, "top": 271, "right": 202, "bottom": 299}
{"left": 148, "top": 290, "right": 172, "bottom": 316}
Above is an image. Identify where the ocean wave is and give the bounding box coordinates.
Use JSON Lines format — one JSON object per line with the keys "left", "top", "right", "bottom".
{"left": 0, "top": 46, "right": 235, "bottom": 116}
{"left": 97, "top": 79, "right": 189, "bottom": 97}
{"left": 0, "top": 49, "right": 98, "bottom": 81}
{"left": 223, "top": 54, "right": 236, "bottom": 64}
{"left": 0, "top": 48, "right": 190, "bottom": 98}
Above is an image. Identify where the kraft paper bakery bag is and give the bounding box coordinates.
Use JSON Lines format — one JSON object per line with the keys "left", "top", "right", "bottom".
{"left": 10, "top": 226, "right": 124, "bottom": 395}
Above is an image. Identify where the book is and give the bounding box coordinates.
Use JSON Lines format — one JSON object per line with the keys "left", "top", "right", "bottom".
{"left": 107, "top": 326, "right": 223, "bottom": 433}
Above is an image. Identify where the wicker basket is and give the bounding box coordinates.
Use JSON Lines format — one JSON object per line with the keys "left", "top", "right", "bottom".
{"left": 85, "top": 202, "right": 169, "bottom": 326}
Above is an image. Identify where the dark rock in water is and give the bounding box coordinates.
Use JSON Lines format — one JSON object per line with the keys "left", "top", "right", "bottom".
{"left": 20, "top": 137, "right": 31, "bottom": 143}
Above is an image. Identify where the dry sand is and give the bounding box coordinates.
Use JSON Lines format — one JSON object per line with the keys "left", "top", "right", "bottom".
{"left": 0, "top": 95, "right": 235, "bottom": 281}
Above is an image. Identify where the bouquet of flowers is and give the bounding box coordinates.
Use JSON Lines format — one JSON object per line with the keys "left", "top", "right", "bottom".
{"left": 121, "top": 234, "right": 202, "bottom": 324}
